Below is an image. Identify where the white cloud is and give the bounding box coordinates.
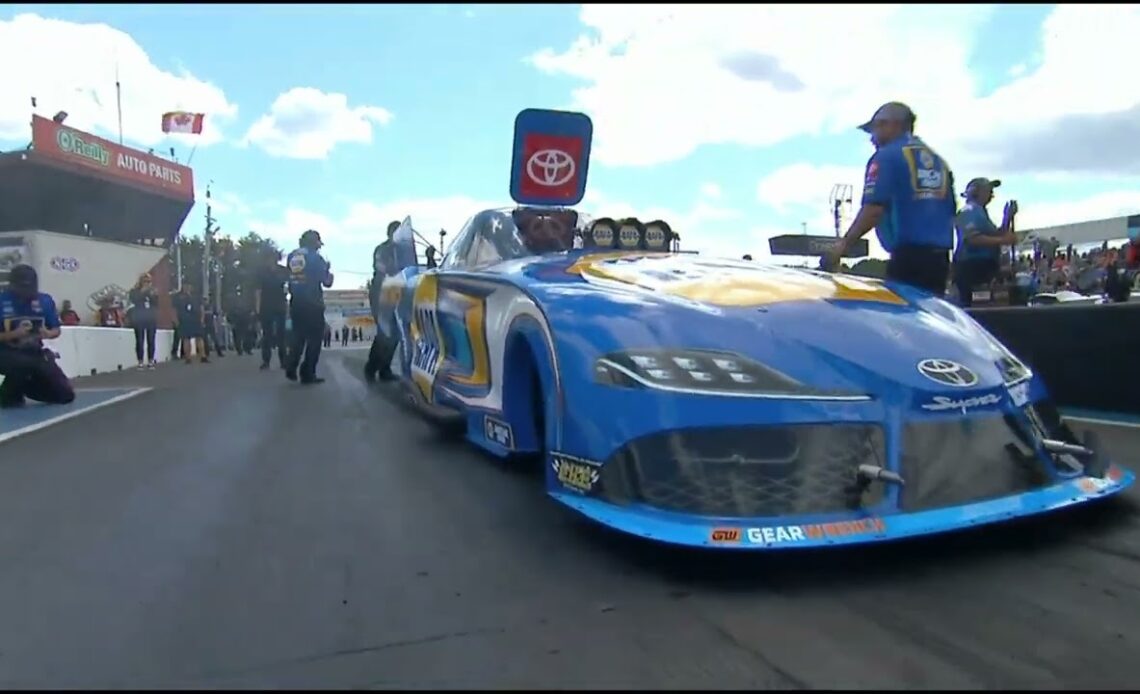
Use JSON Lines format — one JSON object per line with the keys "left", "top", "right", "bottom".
{"left": 208, "top": 190, "right": 252, "bottom": 218}
{"left": 243, "top": 87, "right": 393, "bottom": 160}
{"left": 245, "top": 194, "right": 500, "bottom": 256}
{"left": 0, "top": 13, "right": 237, "bottom": 147}
{"left": 699, "top": 182, "right": 723, "bottom": 200}
{"left": 531, "top": 5, "right": 1140, "bottom": 176}
{"left": 756, "top": 163, "right": 865, "bottom": 216}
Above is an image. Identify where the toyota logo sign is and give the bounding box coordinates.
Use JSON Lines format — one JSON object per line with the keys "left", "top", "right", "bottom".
{"left": 916, "top": 359, "right": 978, "bottom": 388}
{"left": 510, "top": 108, "right": 593, "bottom": 206}
{"left": 526, "top": 149, "right": 576, "bottom": 187}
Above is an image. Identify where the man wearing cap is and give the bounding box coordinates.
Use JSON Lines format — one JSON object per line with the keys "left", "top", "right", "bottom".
{"left": 953, "top": 177, "right": 1018, "bottom": 306}
{"left": 822, "top": 101, "right": 958, "bottom": 295}
{"left": 0, "top": 264, "right": 75, "bottom": 408}
{"left": 284, "top": 229, "right": 334, "bottom": 384}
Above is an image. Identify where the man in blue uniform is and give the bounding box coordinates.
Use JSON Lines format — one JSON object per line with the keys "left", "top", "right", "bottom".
{"left": 822, "top": 102, "right": 958, "bottom": 295}
{"left": 284, "top": 229, "right": 334, "bottom": 384}
{"left": 0, "top": 265, "right": 75, "bottom": 408}
{"left": 953, "top": 177, "right": 1019, "bottom": 306}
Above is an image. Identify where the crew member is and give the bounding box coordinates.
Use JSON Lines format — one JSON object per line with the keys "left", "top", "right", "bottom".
{"left": 822, "top": 102, "right": 958, "bottom": 295}
{"left": 364, "top": 221, "right": 401, "bottom": 382}
{"left": 255, "top": 249, "right": 289, "bottom": 370}
{"left": 284, "top": 229, "right": 334, "bottom": 384}
{"left": 229, "top": 286, "right": 255, "bottom": 355}
{"left": 952, "top": 177, "right": 1018, "bottom": 306}
{"left": 0, "top": 265, "right": 75, "bottom": 408}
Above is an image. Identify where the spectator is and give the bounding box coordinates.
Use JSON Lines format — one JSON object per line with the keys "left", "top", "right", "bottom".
{"left": 59, "top": 300, "right": 81, "bottom": 326}
{"left": 128, "top": 272, "right": 159, "bottom": 369}
{"left": 0, "top": 265, "right": 75, "bottom": 408}
{"left": 325, "top": 325, "right": 333, "bottom": 348}
{"left": 96, "top": 295, "right": 125, "bottom": 327}
{"left": 174, "top": 282, "right": 208, "bottom": 364}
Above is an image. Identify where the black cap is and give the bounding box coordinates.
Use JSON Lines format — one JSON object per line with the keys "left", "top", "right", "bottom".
{"left": 858, "top": 101, "right": 917, "bottom": 133}
{"left": 8, "top": 264, "right": 37, "bottom": 289}
{"left": 962, "top": 177, "right": 1002, "bottom": 198}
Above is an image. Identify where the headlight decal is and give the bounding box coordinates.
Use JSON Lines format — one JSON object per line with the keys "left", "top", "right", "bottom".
{"left": 594, "top": 348, "right": 870, "bottom": 401}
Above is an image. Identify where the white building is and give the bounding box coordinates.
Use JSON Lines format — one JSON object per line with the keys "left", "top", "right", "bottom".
{"left": 323, "top": 288, "right": 374, "bottom": 339}
{"left": 1017, "top": 213, "right": 1140, "bottom": 249}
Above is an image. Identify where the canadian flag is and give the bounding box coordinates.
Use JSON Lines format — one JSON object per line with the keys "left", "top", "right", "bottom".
{"left": 161, "top": 111, "right": 205, "bottom": 135}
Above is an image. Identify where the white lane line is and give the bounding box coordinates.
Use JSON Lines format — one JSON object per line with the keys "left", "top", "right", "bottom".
{"left": 0, "top": 387, "right": 153, "bottom": 445}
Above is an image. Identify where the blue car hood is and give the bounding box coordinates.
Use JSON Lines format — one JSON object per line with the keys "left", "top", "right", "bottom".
{"left": 480, "top": 251, "right": 1017, "bottom": 400}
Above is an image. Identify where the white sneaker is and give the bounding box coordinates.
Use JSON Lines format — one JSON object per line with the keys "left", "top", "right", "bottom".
{"left": 137, "top": 361, "right": 145, "bottom": 369}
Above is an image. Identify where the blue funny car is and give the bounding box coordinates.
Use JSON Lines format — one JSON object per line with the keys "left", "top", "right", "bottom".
{"left": 375, "top": 206, "right": 1134, "bottom": 550}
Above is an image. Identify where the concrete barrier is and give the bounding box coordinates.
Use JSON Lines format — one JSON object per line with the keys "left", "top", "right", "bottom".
{"left": 970, "top": 302, "right": 1140, "bottom": 414}
{"left": 46, "top": 327, "right": 180, "bottom": 378}
{"left": 0, "top": 327, "right": 181, "bottom": 388}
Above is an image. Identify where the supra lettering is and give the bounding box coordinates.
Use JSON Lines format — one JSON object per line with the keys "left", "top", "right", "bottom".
{"left": 922, "top": 393, "right": 1002, "bottom": 412}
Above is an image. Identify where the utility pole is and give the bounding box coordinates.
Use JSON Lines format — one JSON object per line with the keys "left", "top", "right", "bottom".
{"left": 828, "top": 184, "right": 854, "bottom": 237}
{"left": 175, "top": 237, "right": 183, "bottom": 291}
{"left": 203, "top": 182, "right": 214, "bottom": 304}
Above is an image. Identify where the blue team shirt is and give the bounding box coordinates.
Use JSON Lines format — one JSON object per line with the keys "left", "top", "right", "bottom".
{"left": 287, "top": 247, "right": 331, "bottom": 304}
{"left": 861, "top": 134, "right": 958, "bottom": 252}
{"left": 954, "top": 202, "right": 1001, "bottom": 262}
{"left": 0, "top": 290, "right": 60, "bottom": 344}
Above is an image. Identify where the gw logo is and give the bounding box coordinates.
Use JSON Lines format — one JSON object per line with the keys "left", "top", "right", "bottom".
{"left": 484, "top": 416, "right": 514, "bottom": 450}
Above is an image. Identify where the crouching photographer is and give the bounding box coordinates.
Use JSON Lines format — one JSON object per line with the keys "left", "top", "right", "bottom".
{"left": 0, "top": 265, "right": 76, "bottom": 409}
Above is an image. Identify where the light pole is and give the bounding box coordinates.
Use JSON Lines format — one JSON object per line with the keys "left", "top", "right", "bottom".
{"left": 203, "top": 183, "right": 215, "bottom": 302}
{"left": 829, "top": 184, "right": 853, "bottom": 237}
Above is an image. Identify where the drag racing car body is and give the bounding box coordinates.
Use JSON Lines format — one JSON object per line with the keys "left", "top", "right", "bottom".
{"left": 375, "top": 206, "right": 1134, "bottom": 550}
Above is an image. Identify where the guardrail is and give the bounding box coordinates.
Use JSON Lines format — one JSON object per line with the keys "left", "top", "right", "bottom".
{"left": 969, "top": 302, "right": 1140, "bottom": 414}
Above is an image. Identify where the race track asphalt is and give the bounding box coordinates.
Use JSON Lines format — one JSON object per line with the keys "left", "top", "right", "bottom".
{"left": 0, "top": 348, "right": 1138, "bottom": 689}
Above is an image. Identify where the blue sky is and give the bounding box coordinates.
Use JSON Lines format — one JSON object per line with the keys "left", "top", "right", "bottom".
{"left": 1, "top": 4, "right": 1138, "bottom": 288}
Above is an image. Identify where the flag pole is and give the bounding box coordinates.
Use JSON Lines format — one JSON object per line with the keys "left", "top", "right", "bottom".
{"left": 186, "top": 142, "right": 199, "bottom": 166}
{"left": 115, "top": 59, "right": 124, "bottom": 145}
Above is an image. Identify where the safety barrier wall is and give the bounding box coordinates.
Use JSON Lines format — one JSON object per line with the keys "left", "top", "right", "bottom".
{"left": 45, "top": 327, "right": 180, "bottom": 379}
{"left": 969, "top": 302, "right": 1140, "bottom": 414}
